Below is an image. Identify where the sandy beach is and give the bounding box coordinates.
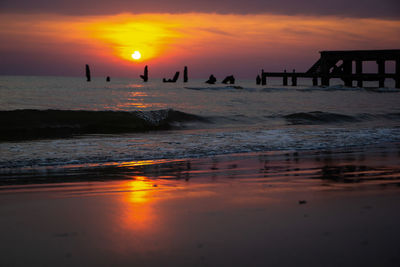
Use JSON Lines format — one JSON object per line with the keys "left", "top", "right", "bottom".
{"left": 1, "top": 144, "right": 400, "bottom": 266}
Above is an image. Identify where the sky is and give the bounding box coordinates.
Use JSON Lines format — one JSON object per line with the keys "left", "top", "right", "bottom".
{"left": 0, "top": 0, "right": 399, "bottom": 78}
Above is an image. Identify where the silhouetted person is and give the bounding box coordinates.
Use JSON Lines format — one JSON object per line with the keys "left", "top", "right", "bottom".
{"left": 85, "top": 64, "right": 91, "bottom": 82}
{"left": 206, "top": 74, "right": 217, "bottom": 84}
{"left": 163, "top": 71, "right": 180, "bottom": 83}
{"left": 222, "top": 75, "right": 235, "bottom": 84}
{"left": 106, "top": 76, "right": 110, "bottom": 82}
{"left": 140, "top": 65, "right": 148, "bottom": 82}
{"left": 184, "top": 66, "right": 188, "bottom": 83}
{"left": 256, "top": 75, "right": 261, "bottom": 85}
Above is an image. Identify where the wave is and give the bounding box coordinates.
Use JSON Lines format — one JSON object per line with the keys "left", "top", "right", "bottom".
{"left": 283, "top": 111, "right": 358, "bottom": 124}
{"left": 0, "top": 109, "right": 208, "bottom": 141}
{"left": 184, "top": 86, "right": 246, "bottom": 91}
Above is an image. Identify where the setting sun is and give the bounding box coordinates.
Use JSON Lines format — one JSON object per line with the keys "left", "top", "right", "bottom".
{"left": 131, "top": 51, "right": 141, "bottom": 60}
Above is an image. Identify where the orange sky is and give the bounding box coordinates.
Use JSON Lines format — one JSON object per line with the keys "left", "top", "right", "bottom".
{"left": 1, "top": 13, "right": 400, "bottom": 77}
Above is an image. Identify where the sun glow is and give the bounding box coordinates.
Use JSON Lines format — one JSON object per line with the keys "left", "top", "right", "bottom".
{"left": 2, "top": 13, "right": 400, "bottom": 72}
{"left": 131, "top": 51, "right": 142, "bottom": 60}
{"left": 82, "top": 15, "right": 184, "bottom": 62}
{"left": 131, "top": 50, "right": 141, "bottom": 60}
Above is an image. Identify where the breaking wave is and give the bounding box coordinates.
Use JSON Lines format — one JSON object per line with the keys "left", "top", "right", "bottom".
{"left": 283, "top": 111, "right": 400, "bottom": 125}
{"left": 0, "top": 109, "right": 208, "bottom": 141}
{"left": 283, "top": 111, "right": 358, "bottom": 124}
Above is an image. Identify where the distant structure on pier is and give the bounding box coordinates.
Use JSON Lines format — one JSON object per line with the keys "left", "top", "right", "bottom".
{"left": 140, "top": 66, "right": 148, "bottom": 82}
{"left": 261, "top": 49, "right": 400, "bottom": 88}
{"left": 85, "top": 64, "right": 91, "bottom": 82}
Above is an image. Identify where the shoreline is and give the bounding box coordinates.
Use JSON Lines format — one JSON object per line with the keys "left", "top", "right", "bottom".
{"left": 1, "top": 142, "right": 400, "bottom": 188}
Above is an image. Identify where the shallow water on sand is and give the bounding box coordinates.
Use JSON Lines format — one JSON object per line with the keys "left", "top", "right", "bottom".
{"left": 1, "top": 145, "right": 400, "bottom": 266}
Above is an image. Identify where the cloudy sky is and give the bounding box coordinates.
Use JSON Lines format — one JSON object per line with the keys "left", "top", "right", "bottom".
{"left": 1, "top": 0, "right": 399, "bottom": 78}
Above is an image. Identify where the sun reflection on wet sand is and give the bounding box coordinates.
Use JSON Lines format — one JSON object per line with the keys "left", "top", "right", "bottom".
{"left": 1, "top": 146, "right": 400, "bottom": 265}
{"left": 119, "top": 177, "right": 159, "bottom": 233}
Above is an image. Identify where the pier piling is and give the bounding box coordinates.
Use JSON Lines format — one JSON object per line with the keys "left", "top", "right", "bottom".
{"left": 261, "top": 69, "right": 267, "bottom": 85}
{"left": 356, "top": 60, "right": 363, "bottom": 87}
{"left": 291, "top": 69, "right": 297, "bottom": 86}
{"left": 343, "top": 60, "right": 352, "bottom": 87}
{"left": 283, "top": 70, "right": 288, "bottom": 86}
{"left": 396, "top": 58, "right": 400, "bottom": 88}
{"left": 377, "top": 60, "right": 385, "bottom": 88}
{"left": 312, "top": 76, "right": 318, "bottom": 86}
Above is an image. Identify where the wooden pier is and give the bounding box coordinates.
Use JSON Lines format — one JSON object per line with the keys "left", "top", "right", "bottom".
{"left": 262, "top": 50, "right": 400, "bottom": 88}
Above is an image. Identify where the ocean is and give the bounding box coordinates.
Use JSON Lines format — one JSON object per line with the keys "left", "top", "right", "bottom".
{"left": 2, "top": 75, "right": 400, "bottom": 267}
{"left": 1, "top": 75, "right": 400, "bottom": 181}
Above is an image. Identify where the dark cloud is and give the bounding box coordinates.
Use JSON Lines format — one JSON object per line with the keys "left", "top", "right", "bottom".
{"left": 0, "top": 0, "right": 399, "bottom": 18}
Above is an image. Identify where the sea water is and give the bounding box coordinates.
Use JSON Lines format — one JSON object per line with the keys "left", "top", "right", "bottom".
{"left": 1, "top": 75, "right": 400, "bottom": 172}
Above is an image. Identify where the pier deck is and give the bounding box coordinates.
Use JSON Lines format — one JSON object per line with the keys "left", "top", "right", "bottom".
{"left": 261, "top": 49, "right": 400, "bottom": 88}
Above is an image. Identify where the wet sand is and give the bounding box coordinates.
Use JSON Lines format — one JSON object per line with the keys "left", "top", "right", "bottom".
{"left": 1, "top": 145, "right": 400, "bottom": 266}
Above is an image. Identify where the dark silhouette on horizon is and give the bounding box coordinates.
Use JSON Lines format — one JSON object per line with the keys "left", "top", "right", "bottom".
{"left": 140, "top": 65, "right": 148, "bottom": 82}
{"left": 205, "top": 74, "right": 217, "bottom": 84}
{"left": 256, "top": 75, "right": 261, "bottom": 85}
{"left": 291, "top": 69, "right": 297, "bottom": 86}
{"left": 106, "top": 76, "right": 110, "bottom": 82}
{"left": 222, "top": 75, "right": 235, "bottom": 84}
{"left": 85, "top": 64, "right": 91, "bottom": 82}
{"left": 283, "top": 69, "right": 288, "bottom": 86}
{"left": 261, "top": 69, "right": 266, "bottom": 85}
{"left": 163, "top": 71, "right": 180, "bottom": 83}
{"left": 261, "top": 49, "right": 400, "bottom": 88}
{"left": 184, "top": 66, "right": 188, "bottom": 83}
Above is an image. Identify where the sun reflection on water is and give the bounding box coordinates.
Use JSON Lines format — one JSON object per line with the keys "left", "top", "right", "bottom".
{"left": 125, "top": 84, "right": 145, "bottom": 88}
{"left": 117, "top": 91, "right": 152, "bottom": 109}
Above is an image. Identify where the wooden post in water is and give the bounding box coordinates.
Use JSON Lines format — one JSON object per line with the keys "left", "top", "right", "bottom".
{"left": 283, "top": 69, "right": 288, "bottom": 86}
{"left": 377, "top": 59, "right": 385, "bottom": 88}
{"left": 184, "top": 66, "right": 188, "bottom": 83}
{"left": 261, "top": 69, "right": 267, "bottom": 85}
{"left": 356, "top": 60, "right": 363, "bottom": 88}
{"left": 291, "top": 69, "right": 297, "bottom": 86}
{"left": 140, "top": 65, "right": 149, "bottom": 82}
{"left": 85, "top": 64, "right": 91, "bottom": 82}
